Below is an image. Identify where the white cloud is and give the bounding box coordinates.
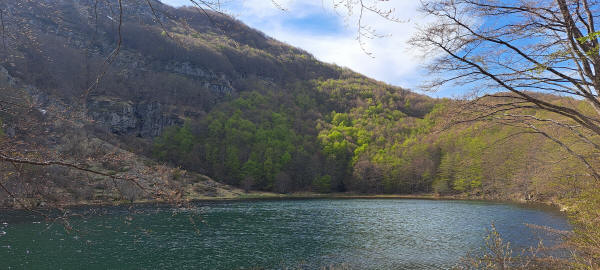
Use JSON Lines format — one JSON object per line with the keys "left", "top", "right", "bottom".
{"left": 239, "top": 1, "right": 432, "bottom": 90}
{"left": 161, "top": 1, "right": 436, "bottom": 93}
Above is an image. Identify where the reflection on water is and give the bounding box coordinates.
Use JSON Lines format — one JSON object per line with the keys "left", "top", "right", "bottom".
{"left": 0, "top": 199, "right": 570, "bottom": 269}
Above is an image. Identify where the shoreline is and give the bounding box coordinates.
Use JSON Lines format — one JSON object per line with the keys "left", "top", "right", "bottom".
{"left": 211, "top": 192, "right": 566, "bottom": 211}
{"left": 0, "top": 191, "right": 565, "bottom": 212}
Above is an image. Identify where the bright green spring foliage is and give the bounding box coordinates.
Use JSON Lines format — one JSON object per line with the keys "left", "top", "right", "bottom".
{"left": 153, "top": 76, "right": 598, "bottom": 202}
{"left": 201, "top": 109, "right": 297, "bottom": 189}
{"left": 433, "top": 129, "right": 485, "bottom": 194}
{"left": 154, "top": 88, "right": 317, "bottom": 191}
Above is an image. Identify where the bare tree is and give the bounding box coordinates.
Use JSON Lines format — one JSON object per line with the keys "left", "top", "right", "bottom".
{"left": 0, "top": 0, "right": 231, "bottom": 212}
{"left": 405, "top": 1, "right": 600, "bottom": 265}
{"left": 407, "top": 0, "right": 600, "bottom": 181}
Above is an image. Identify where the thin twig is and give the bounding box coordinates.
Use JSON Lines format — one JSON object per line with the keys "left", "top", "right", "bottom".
{"left": 0, "top": 8, "right": 6, "bottom": 52}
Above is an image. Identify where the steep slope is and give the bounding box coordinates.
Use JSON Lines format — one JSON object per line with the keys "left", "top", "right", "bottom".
{"left": 0, "top": 0, "right": 435, "bottom": 198}
{"left": 2, "top": 0, "right": 431, "bottom": 136}
{"left": 0, "top": 62, "right": 250, "bottom": 208}
{"left": 1, "top": 0, "right": 590, "bottom": 205}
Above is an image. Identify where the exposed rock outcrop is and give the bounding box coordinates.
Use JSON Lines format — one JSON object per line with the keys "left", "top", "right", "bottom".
{"left": 87, "top": 97, "right": 182, "bottom": 137}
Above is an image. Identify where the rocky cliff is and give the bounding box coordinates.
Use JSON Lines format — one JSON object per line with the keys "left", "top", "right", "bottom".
{"left": 87, "top": 97, "right": 182, "bottom": 137}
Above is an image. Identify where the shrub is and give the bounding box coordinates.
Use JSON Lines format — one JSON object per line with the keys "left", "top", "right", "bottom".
{"left": 456, "top": 224, "right": 570, "bottom": 269}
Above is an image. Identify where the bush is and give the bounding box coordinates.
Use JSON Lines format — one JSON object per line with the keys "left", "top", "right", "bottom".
{"left": 567, "top": 189, "right": 600, "bottom": 268}
{"left": 456, "top": 224, "right": 570, "bottom": 269}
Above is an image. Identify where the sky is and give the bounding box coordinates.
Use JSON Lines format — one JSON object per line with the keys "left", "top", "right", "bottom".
{"left": 159, "top": 0, "right": 457, "bottom": 98}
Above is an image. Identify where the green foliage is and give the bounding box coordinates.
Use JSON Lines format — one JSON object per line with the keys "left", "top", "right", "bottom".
{"left": 152, "top": 57, "right": 598, "bottom": 203}
{"left": 152, "top": 78, "right": 600, "bottom": 204}
{"left": 432, "top": 177, "right": 451, "bottom": 194}
{"left": 150, "top": 73, "right": 440, "bottom": 193}
{"left": 148, "top": 68, "right": 594, "bottom": 198}
{"left": 153, "top": 90, "right": 310, "bottom": 189}
{"left": 312, "top": 175, "right": 332, "bottom": 193}
{"left": 152, "top": 123, "right": 195, "bottom": 164}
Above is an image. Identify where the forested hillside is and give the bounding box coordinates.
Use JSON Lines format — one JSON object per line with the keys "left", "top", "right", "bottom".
{"left": 153, "top": 79, "right": 596, "bottom": 204}
{"left": 0, "top": 0, "right": 596, "bottom": 206}
{"left": 0, "top": 0, "right": 432, "bottom": 205}
{"left": 3, "top": 0, "right": 600, "bottom": 267}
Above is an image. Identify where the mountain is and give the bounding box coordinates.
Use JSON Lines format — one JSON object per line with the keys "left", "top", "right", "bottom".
{"left": 0, "top": 0, "right": 592, "bottom": 207}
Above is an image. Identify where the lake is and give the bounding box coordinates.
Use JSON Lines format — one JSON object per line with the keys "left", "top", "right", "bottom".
{"left": 0, "top": 199, "right": 570, "bottom": 269}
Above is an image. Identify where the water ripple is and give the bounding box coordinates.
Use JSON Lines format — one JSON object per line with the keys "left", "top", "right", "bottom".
{"left": 0, "top": 199, "right": 570, "bottom": 269}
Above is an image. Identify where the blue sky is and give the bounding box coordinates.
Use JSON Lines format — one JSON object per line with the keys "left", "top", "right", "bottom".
{"left": 160, "top": 0, "right": 458, "bottom": 98}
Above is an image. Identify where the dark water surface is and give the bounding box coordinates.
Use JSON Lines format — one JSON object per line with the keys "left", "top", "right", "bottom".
{"left": 0, "top": 199, "right": 570, "bottom": 269}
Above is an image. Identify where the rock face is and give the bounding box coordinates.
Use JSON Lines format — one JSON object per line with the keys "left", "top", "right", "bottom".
{"left": 2, "top": 60, "right": 183, "bottom": 139}
{"left": 163, "top": 61, "right": 235, "bottom": 96}
{"left": 87, "top": 98, "right": 182, "bottom": 137}
{"left": 0, "top": 66, "right": 17, "bottom": 88}
{"left": 135, "top": 101, "right": 182, "bottom": 137}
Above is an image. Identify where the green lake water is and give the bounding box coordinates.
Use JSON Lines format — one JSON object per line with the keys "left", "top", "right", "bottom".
{"left": 0, "top": 199, "right": 570, "bottom": 269}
